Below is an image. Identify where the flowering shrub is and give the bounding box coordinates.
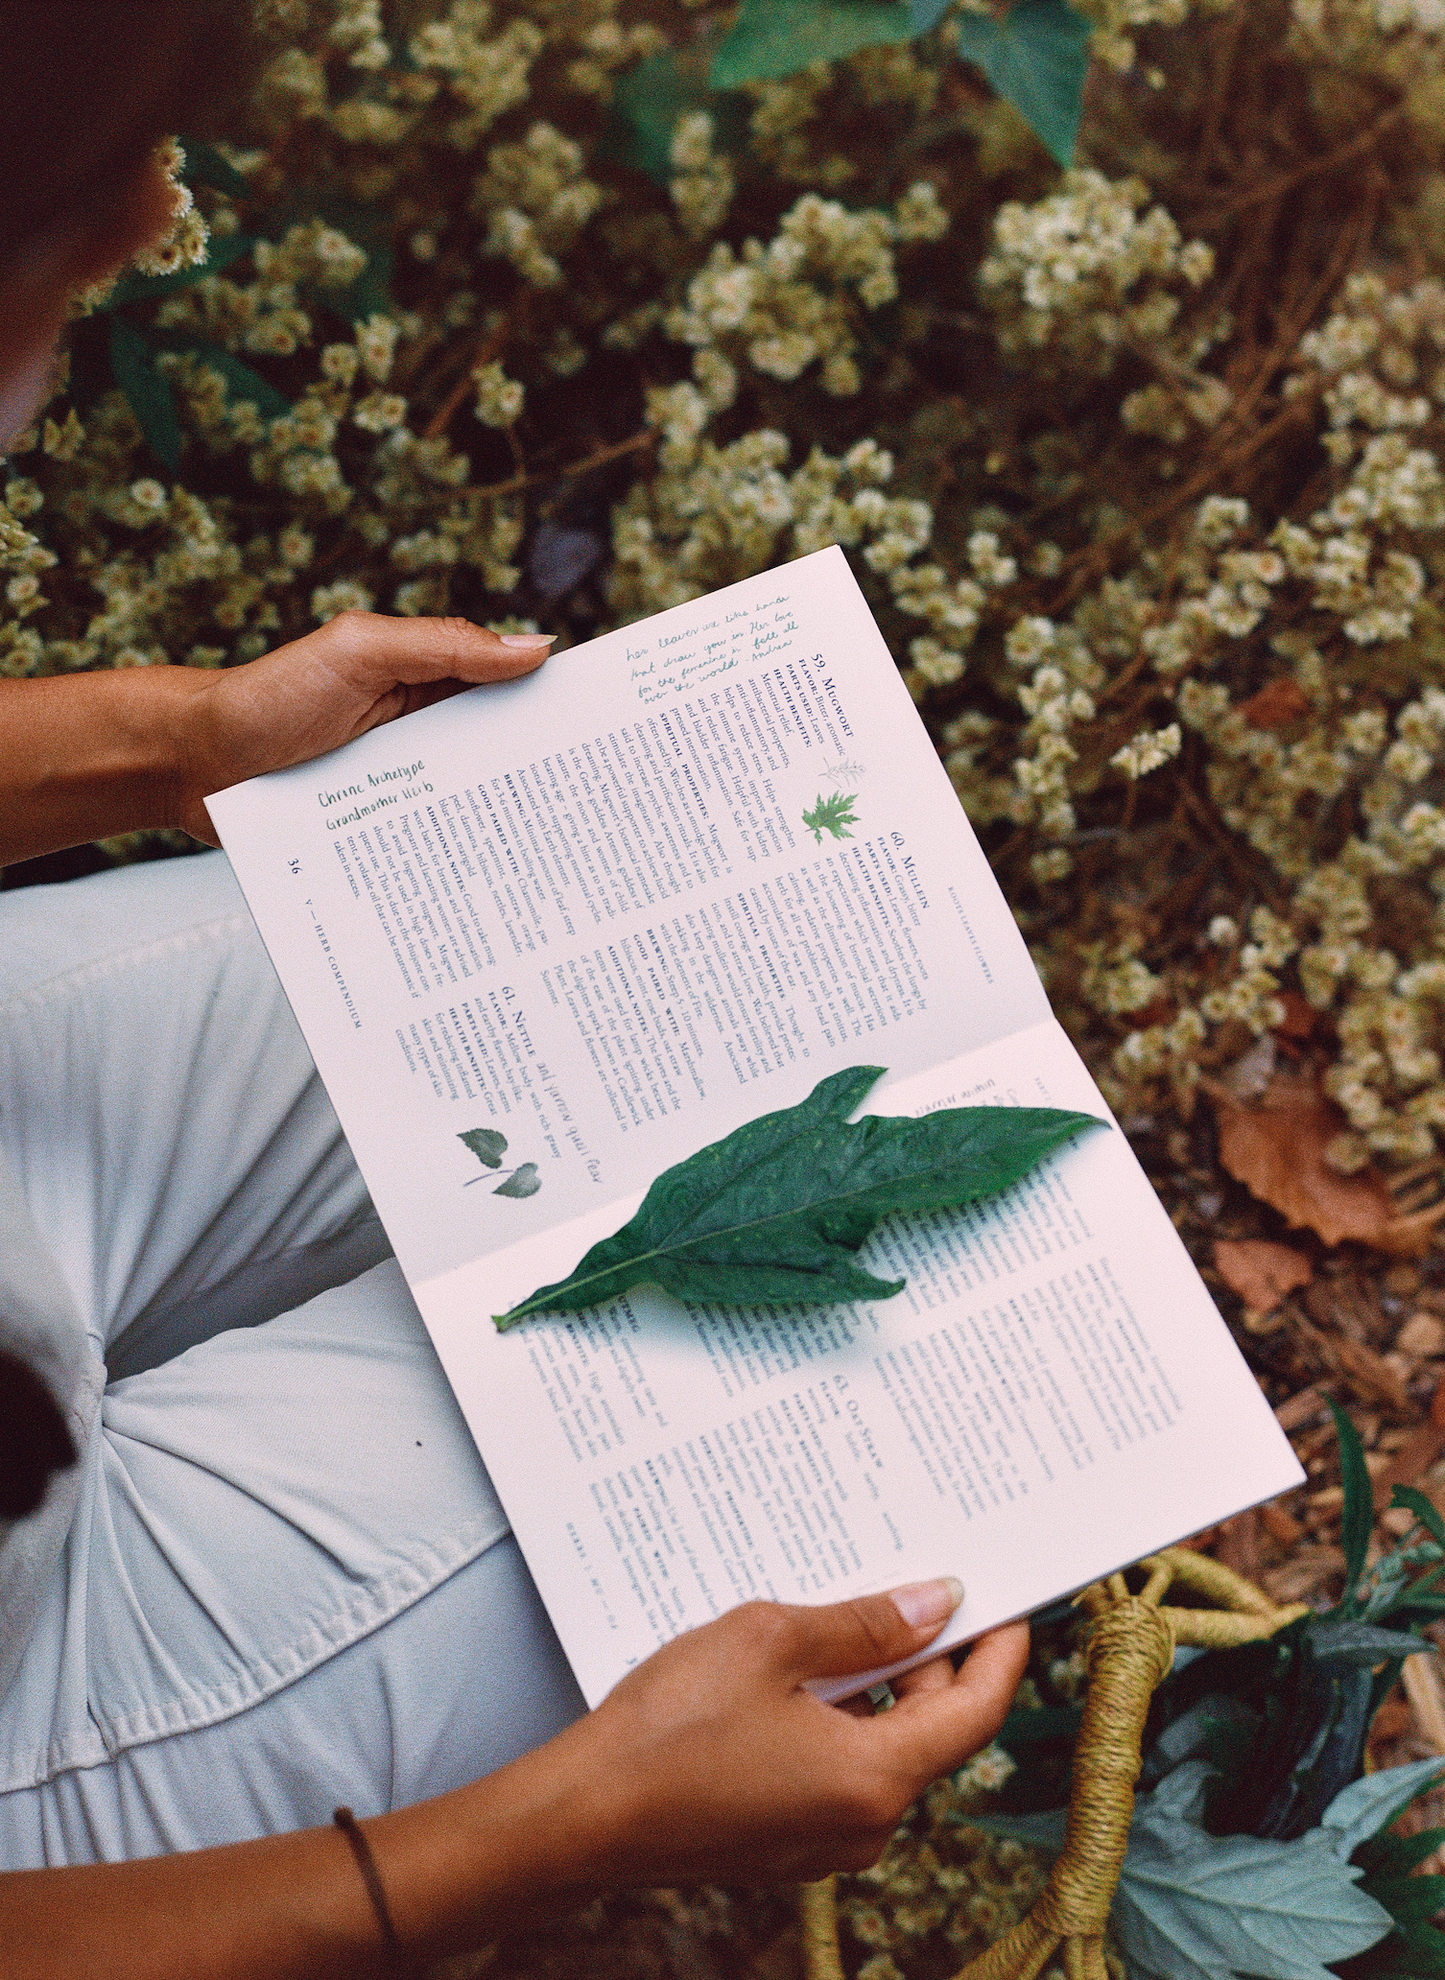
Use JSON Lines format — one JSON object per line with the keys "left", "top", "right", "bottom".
{"left": 13, "top": 0, "right": 1445, "bottom": 1198}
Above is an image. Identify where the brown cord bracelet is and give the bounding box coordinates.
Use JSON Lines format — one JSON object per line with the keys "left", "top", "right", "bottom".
{"left": 333, "top": 1806, "right": 415, "bottom": 1977}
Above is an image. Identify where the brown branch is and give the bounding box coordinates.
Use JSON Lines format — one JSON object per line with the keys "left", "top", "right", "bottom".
{"left": 1196, "top": 106, "right": 1405, "bottom": 221}
{"left": 469, "top": 426, "right": 656, "bottom": 500}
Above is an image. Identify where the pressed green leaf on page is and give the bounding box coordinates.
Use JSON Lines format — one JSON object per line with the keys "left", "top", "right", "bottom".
{"left": 495, "top": 1064, "right": 1103, "bottom": 1328}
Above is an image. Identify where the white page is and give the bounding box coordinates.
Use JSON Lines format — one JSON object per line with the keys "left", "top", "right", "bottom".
{"left": 208, "top": 545, "right": 1303, "bottom": 1705}
{"left": 416, "top": 1020, "right": 1301, "bottom": 1705}
{"left": 209, "top": 547, "right": 1048, "bottom": 1286}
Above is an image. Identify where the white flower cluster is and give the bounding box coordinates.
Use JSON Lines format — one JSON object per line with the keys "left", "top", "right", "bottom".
{"left": 666, "top": 185, "right": 948, "bottom": 398}
{"left": 979, "top": 170, "right": 1215, "bottom": 375}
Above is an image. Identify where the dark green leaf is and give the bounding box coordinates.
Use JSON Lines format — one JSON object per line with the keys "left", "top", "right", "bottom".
{"left": 320, "top": 245, "right": 395, "bottom": 325}
{"left": 108, "top": 318, "right": 181, "bottom": 471}
{"left": 1359, "top": 1828, "right": 1445, "bottom": 1881}
{"left": 606, "top": 51, "right": 748, "bottom": 185}
{"left": 178, "top": 138, "right": 251, "bottom": 199}
{"left": 107, "top": 231, "right": 255, "bottom": 306}
{"left": 495, "top": 1163, "right": 542, "bottom": 1199}
{"left": 995, "top": 1704, "right": 1082, "bottom": 1749}
{"left": 460, "top": 1128, "right": 508, "bottom": 1169}
{"left": 1384, "top": 1921, "right": 1445, "bottom": 1974}
{"left": 711, "top": 0, "right": 915, "bottom": 87}
{"left": 1330, "top": 1397, "right": 1376, "bottom": 1607}
{"left": 162, "top": 338, "right": 290, "bottom": 422}
{"left": 1306, "top": 1620, "right": 1425, "bottom": 1671}
{"left": 496, "top": 1066, "right": 1103, "bottom": 1327}
{"left": 1394, "top": 1486, "right": 1445, "bottom": 1552}
{"left": 955, "top": 0, "right": 1092, "bottom": 169}
{"left": 908, "top": 0, "right": 955, "bottom": 27}
{"left": 1365, "top": 1876, "right": 1445, "bottom": 1927}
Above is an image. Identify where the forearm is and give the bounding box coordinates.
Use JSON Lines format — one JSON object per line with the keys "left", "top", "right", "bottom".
{"left": 0, "top": 1727, "right": 616, "bottom": 1980}
{"left": 0, "top": 670, "right": 210, "bottom": 864}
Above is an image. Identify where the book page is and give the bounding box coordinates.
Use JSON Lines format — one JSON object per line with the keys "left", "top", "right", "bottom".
{"left": 208, "top": 547, "right": 1049, "bottom": 1285}
{"left": 416, "top": 1020, "right": 1301, "bottom": 1706}
{"left": 208, "top": 544, "right": 1302, "bottom": 1706}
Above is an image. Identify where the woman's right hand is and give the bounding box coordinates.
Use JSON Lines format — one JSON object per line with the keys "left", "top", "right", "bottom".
{"left": 542, "top": 1581, "right": 1029, "bottom": 1889}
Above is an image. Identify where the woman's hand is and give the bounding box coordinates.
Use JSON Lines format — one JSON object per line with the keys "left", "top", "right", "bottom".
{"left": 0, "top": 613, "right": 552, "bottom": 868}
{"left": 487, "top": 1582, "right": 1030, "bottom": 1903}
{"left": 170, "top": 611, "right": 553, "bottom": 841}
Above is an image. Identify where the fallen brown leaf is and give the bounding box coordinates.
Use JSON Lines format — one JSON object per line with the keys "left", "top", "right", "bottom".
{"left": 1241, "top": 678, "right": 1311, "bottom": 729}
{"left": 1207, "top": 1074, "right": 1426, "bottom": 1252}
{"left": 1334, "top": 1336, "right": 1413, "bottom": 1415}
{"left": 1371, "top": 1416, "right": 1445, "bottom": 1506}
{"left": 1260, "top": 1500, "right": 1304, "bottom": 1546}
{"left": 1214, "top": 1237, "right": 1313, "bottom": 1312}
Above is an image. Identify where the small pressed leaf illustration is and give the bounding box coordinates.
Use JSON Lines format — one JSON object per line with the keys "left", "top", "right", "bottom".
{"left": 494, "top": 1163, "right": 542, "bottom": 1199}
{"left": 803, "top": 791, "right": 860, "bottom": 843}
{"left": 495, "top": 1065, "right": 1102, "bottom": 1328}
{"left": 460, "top": 1128, "right": 508, "bottom": 1169}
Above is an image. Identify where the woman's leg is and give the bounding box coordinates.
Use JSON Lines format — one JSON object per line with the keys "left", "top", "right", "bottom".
{"left": 0, "top": 856, "right": 583, "bottom": 1864}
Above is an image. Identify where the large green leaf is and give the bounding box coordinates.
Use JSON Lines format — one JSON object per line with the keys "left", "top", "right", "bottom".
{"left": 1113, "top": 1763, "right": 1393, "bottom": 1980}
{"left": 1321, "top": 1756, "right": 1445, "bottom": 1862}
{"left": 711, "top": 0, "right": 916, "bottom": 87}
{"left": 954, "top": 0, "right": 1092, "bottom": 168}
{"left": 495, "top": 1066, "right": 1102, "bottom": 1326}
{"left": 108, "top": 318, "right": 181, "bottom": 471}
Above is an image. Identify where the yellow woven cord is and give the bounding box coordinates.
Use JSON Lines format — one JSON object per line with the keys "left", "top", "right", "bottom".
{"left": 799, "top": 1553, "right": 1306, "bottom": 1980}
{"left": 800, "top": 1875, "right": 846, "bottom": 1980}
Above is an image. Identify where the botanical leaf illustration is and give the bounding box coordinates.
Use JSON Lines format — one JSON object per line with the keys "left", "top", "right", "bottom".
{"left": 494, "top": 1163, "right": 541, "bottom": 1199}
{"left": 955, "top": 0, "right": 1093, "bottom": 169}
{"left": 460, "top": 1127, "right": 508, "bottom": 1169}
{"left": 803, "top": 790, "right": 860, "bottom": 843}
{"left": 495, "top": 1065, "right": 1101, "bottom": 1328}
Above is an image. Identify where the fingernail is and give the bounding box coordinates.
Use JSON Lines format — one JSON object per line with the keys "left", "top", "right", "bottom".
{"left": 891, "top": 1577, "right": 964, "bottom": 1630}
{"left": 499, "top": 632, "right": 554, "bottom": 647}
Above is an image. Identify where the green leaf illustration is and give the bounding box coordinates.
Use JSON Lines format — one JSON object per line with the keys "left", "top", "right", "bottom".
{"left": 460, "top": 1127, "right": 508, "bottom": 1168}
{"left": 494, "top": 1064, "right": 1102, "bottom": 1327}
{"left": 711, "top": 0, "right": 915, "bottom": 87}
{"left": 803, "top": 790, "right": 860, "bottom": 842}
{"left": 494, "top": 1162, "right": 542, "bottom": 1199}
{"left": 108, "top": 318, "right": 181, "bottom": 471}
{"left": 955, "top": 0, "right": 1092, "bottom": 169}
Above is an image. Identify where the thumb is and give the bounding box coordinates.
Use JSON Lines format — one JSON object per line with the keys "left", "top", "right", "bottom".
{"left": 305, "top": 610, "right": 554, "bottom": 688}
{"left": 771, "top": 1578, "right": 965, "bottom": 1682}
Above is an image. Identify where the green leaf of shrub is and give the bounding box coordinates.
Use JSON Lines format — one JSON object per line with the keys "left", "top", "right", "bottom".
{"left": 460, "top": 1128, "right": 508, "bottom": 1169}
{"left": 107, "top": 231, "right": 256, "bottom": 307}
{"left": 177, "top": 138, "right": 251, "bottom": 199}
{"left": 606, "top": 50, "right": 748, "bottom": 185}
{"left": 1322, "top": 1756, "right": 1445, "bottom": 1861}
{"left": 1328, "top": 1395, "right": 1375, "bottom": 1608}
{"left": 108, "top": 318, "right": 181, "bottom": 471}
{"left": 1392, "top": 1483, "right": 1445, "bottom": 1551}
{"left": 1111, "top": 1762, "right": 1393, "bottom": 1980}
{"left": 711, "top": 0, "right": 916, "bottom": 87}
{"left": 495, "top": 1065, "right": 1102, "bottom": 1327}
{"left": 954, "top": 0, "right": 1092, "bottom": 168}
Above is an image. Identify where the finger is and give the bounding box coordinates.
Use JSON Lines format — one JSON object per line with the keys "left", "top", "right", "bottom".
{"left": 771, "top": 1578, "right": 965, "bottom": 1682}
{"left": 877, "top": 1622, "right": 1030, "bottom": 1782}
{"left": 889, "top": 1652, "right": 955, "bottom": 1701}
{"left": 303, "top": 611, "right": 553, "bottom": 689}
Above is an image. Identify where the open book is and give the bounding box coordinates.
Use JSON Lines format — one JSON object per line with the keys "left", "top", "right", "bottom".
{"left": 208, "top": 545, "right": 1303, "bottom": 1706}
